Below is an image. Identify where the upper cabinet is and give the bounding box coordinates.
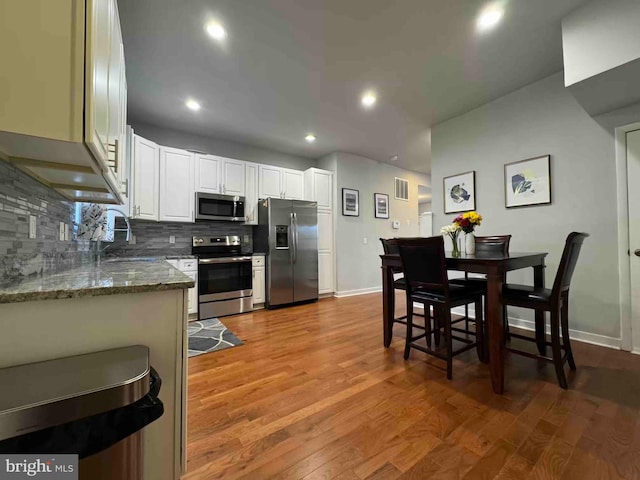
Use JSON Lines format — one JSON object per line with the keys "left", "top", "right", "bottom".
{"left": 195, "top": 155, "right": 245, "bottom": 196}
{"left": 159, "top": 147, "right": 194, "bottom": 223}
{"left": 258, "top": 165, "right": 304, "bottom": 200}
{"left": 304, "top": 168, "right": 333, "bottom": 210}
{"left": 244, "top": 162, "right": 259, "bottom": 225}
{"left": 132, "top": 135, "right": 159, "bottom": 221}
{"left": 0, "top": 0, "right": 127, "bottom": 204}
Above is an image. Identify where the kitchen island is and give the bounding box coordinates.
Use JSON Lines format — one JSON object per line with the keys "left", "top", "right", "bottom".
{"left": 0, "top": 258, "right": 193, "bottom": 480}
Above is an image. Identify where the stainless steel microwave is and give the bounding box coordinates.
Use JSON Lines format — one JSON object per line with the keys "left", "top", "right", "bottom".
{"left": 195, "top": 193, "right": 245, "bottom": 222}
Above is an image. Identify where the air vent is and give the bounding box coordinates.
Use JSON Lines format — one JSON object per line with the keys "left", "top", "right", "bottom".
{"left": 395, "top": 177, "right": 409, "bottom": 201}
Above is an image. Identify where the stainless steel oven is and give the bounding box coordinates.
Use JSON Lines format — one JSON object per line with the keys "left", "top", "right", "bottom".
{"left": 195, "top": 192, "right": 246, "bottom": 222}
{"left": 193, "top": 236, "right": 253, "bottom": 319}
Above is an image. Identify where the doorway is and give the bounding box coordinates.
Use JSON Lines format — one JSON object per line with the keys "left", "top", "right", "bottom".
{"left": 418, "top": 184, "right": 432, "bottom": 237}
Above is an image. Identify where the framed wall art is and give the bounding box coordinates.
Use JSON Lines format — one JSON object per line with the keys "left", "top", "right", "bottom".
{"left": 443, "top": 171, "right": 476, "bottom": 214}
{"left": 374, "top": 193, "right": 389, "bottom": 219}
{"left": 342, "top": 188, "right": 359, "bottom": 216}
{"left": 504, "top": 155, "right": 551, "bottom": 208}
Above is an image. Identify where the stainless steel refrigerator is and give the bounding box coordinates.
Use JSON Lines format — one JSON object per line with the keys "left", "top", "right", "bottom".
{"left": 255, "top": 198, "right": 318, "bottom": 307}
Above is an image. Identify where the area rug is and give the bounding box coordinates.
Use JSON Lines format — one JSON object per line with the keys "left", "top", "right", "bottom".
{"left": 188, "top": 318, "right": 243, "bottom": 358}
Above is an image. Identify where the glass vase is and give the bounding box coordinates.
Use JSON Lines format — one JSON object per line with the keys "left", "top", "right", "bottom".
{"left": 465, "top": 232, "right": 475, "bottom": 255}
{"left": 451, "top": 235, "right": 461, "bottom": 257}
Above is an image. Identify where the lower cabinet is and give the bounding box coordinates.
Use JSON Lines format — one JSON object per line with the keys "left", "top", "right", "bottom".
{"left": 252, "top": 255, "right": 265, "bottom": 307}
{"left": 185, "top": 270, "right": 198, "bottom": 315}
{"left": 167, "top": 258, "right": 198, "bottom": 315}
{"left": 318, "top": 251, "right": 334, "bottom": 294}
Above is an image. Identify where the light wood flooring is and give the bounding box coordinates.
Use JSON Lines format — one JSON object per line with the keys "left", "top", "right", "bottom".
{"left": 183, "top": 293, "right": 640, "bottom": 479}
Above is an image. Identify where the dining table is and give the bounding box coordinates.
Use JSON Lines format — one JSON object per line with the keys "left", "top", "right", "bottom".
{"left": 380, "top": 250, "right": 548, "bottom": 394}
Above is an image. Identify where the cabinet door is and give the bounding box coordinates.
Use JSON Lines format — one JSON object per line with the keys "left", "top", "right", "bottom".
{"left": 195, "top": 154, "right": 221, "bottom": 194}
{"left": 132, "top": 135, "right": 159, "bottom": 220}
{"left": 221, "top": 158, "right": 245, "bottom": 196}
{"left": 106, "top": 4, "right": 122, "bottom": 178}
{"left": 159, "top": 147, "right": 194, "bottom": 222}
{"left": 313, "top": 171, "right": 332, "bottom": 209}
{"left": 283, "top": 169, "right": 304, "bottom": 200}
{"left": 116, "top": 43, "right": 128, "bottom": 195}
{"left": 259, "top": 165, "right": 283, "bottom": 198}
{"left": 244, "top": 162, "right": 259, "bottom": 225}
{"left": 85, "top": 0, "right": 112, "bottom": 169}
{"left": 252, "top": 266, "right": 265, "bottom": 305}
{"left": 185, "top": 270, "right": 198, "bottom": 315}
{"left": 317, "top": 210, "right": 333, "bottom": 252}
{"left": 318, "top": 252, "right": 334, "bottom": 294}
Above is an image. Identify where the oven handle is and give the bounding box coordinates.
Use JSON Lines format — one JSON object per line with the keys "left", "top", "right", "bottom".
{"left": 199, "top": 256, "right": 253, "bottom": 264}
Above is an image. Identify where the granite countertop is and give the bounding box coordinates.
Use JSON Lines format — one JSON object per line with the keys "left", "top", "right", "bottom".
{"left": 0, "top": 258, "right": 195, "bottom": 304}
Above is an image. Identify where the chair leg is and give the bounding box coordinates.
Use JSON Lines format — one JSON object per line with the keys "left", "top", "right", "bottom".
{"left": 503, "top": 305, "right": 510, "bottom": 343}
{"left": 404, "top": 296, "right": 413, "bottom": 360}
{"left": 475, "top": 298, "right": 486, "bottom": 363}
{"left": 561, "top": 297, "right": 576, "bottom": 371}
{"left": 425, "top": 304, "right": 432, "bottom": 348}
{"left": 444, "top": 308, "right": 453, "bottom": 380}
{"left": 535, "top": 310, "right": 547, "bottom": 356}
{"left": 550, "top": 306, "right": 568, "bottom": 389}
{"left": 434, "top": 307, "right": 441, "bottom": 347}
{"left": 465, "top": 304, "right": 469, "bottom": 331}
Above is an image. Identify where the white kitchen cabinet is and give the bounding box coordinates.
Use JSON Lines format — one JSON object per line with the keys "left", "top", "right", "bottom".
{"left": 195, "top": 154, "right": 245, "bottom": 196}
{"left": 252, "top": 266, "right": 266, "bottom": 306}
{"left": 167, "top": 259, "right": 198, "bottom": 315}
{"left": 132, "top": 135, "right": 159, "bottom": 221}
{"left": 244, "top": 162, "right": 259, "bottom": 225}
{"left": 259, "top": 164, "right": 283, "bottom": 199}
{"left": 317, "top": 210, "right": 333, "bottom": 252}
{"left": 159, "top": 147, "right": 194, "bottom": 223}
{"left": 318, "top": 252, "right": 334, "bottom": 294}
{"left": 283, "top": 169, "right": 304, "bottom": 200}
{"left": 304, "top": 168, "right": 333, "bottom": 209}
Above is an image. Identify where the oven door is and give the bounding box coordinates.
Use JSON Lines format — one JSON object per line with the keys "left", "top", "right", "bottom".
{"left": 198, "top": 257, "right": 253, "bottom": 301}
{"left": 195, "top": 193, "right": 245, "bottom": 222}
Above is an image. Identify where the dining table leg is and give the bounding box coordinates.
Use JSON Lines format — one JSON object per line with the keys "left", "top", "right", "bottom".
{"left": 382, "top": 264, "right": 394, "bottom": 347}
{"left": 533, "top": 263, "right": 547, "bottom": 355}
{"left": 486, "top": 271, "right": 505, "bottom": 394}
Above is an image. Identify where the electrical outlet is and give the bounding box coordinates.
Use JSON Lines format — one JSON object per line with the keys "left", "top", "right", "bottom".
{"left": 29, "top": 215, "right": 37, "bottom": 239}
{"left": 169, "top": 235, "right": 176, "bottom": 244}
{"left": 59, "top": 222, "right": 65, "bottom": 241}
{"left": 363, "top": 237, "right": 368, "bottom": 245}
{"left": 129, "top": 235, "right": 136, "bottom": 245}
{"left": 64, "top": 223, "right": 70, "bottom": 241}
{"left": 243, "top": 235, "right": 250, "bottom": 244}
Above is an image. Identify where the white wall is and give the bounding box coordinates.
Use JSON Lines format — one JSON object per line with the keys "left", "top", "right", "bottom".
{"left": 418, "top": 202, "right": 432, "bottom": 214}
{"left": 562, "top": 0, "right": 640, "bottom": 86}
{"left": 131, "top": 122, "right": 317, "bottom": 171}
{"left": 432, "top": 72, "right": 621, "bottom": 340}
{"left": 321, "top": 152, "right": 429, "bottom": 295}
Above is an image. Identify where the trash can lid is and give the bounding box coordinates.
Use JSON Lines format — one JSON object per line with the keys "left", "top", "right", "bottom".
{"left": 0, "top": 345, "right": 151, "bottom": 442}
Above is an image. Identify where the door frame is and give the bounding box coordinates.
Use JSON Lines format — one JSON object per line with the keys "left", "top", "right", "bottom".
{"left": 615, "top": 121, "right": 640, "bottom": 353}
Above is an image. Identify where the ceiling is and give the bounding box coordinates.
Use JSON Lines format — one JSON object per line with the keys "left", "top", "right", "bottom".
{"left": 118, "top": 0, "right": 590, "bottom": 174}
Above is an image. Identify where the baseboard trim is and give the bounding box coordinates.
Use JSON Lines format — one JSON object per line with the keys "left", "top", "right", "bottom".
{"left": 334, "top": 287, "right": 382, "bottom": 298}
{"left": 441, "top": 306, "right": 622, "bottom": 350}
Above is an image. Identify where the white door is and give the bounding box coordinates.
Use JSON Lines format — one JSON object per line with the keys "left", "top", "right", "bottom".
{"left": 132, "top": 135, "right": 159, "bottom": 220}
{"left": 259, "top": 165, "right": 283, "bottom": 198}
{"left": 318, "top": 252, "right": 334, "bottom": 294}
{"left": 244, "top": 162, "right": 259, "bottom": 225}
{"left": 312, "top": 170, "right": 332, "bottom": 209}
{"left": 317, "top": 210, "right": 333, "bottom": 252}
{"left": 627, "top": 128, "right": 640, "bottom": 353}
{"left": 221, "top": 158, "right": 245, "bottom": 196}
{"left": 195, "top": 154, "right": 221, "bottom": 194}
{"left": 159, "top": 147, "right": 193, "bottom": 222}
{"left": 283, "top": 169, "right": 304, "bottom": 200}
{"left": 419, "top": 212, "right": 433, "bottom": 237}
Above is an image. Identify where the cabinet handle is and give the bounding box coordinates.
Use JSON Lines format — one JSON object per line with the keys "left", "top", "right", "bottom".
{"left": 107, "top": 139, "right": 119, "bottom": 173}
{"left": 122, "top": 179, "right": 129, "bottom": 197}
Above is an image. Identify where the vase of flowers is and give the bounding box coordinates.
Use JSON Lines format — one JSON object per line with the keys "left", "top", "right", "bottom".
{"left": 453, "top": 211, "right": 483, "bottom": 255}
{"left": 440, "top": 223, "right": 462, "bottom": 257}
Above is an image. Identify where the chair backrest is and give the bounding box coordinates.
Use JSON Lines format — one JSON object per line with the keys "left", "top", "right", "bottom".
{"left": 474, "top": 235, "right": 511, "bottom": 256}
{"left": 396, "top": 236, "right": 449, "bottom": 297}
{"left": 379, "top": 238, "right": 399, "bottom": 255}
{"left": 552, "top": 232, "right": 589, "bottom": 296}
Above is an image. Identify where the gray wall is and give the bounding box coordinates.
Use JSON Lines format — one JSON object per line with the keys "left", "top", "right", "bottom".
{"left": 131, "top": 121, "right": 317, "bottom": 171}
{"left": 326, "top": 152, "right": 430, "bottom": 294}
{"left": 432, "top": 72, "right": 621, "bottom": 339}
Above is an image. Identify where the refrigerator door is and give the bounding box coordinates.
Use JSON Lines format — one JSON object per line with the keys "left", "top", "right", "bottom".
{"left": 267, "top": 198, "right": 294, "bottom": 306}
{"left": 292, "top": 201, "right": 319, "bottom": 303}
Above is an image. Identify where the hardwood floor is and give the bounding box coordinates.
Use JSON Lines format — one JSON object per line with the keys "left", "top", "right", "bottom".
{"left": 183, "top": 293, "right": 640, "bottom": 479}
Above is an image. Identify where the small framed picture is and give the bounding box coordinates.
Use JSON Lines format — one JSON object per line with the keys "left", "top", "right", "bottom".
{"left": 443, "top": 171, "right": 475, "bottom": 214}
{"left": 374, "top": 193, "right": 389, "bottom": 219}
{"left": 504, "top": 155, "right": 551, "bottom": 208}
{"left": 342, "top": 188, "right": 359, "bottom": 216}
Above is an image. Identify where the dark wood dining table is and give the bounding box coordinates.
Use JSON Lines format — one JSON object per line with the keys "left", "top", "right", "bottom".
{"left": 380, "top": 251, "right": 548, "bottom": 394}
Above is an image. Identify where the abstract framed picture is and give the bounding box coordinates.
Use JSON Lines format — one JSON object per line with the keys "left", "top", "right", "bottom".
{"left": 504, "top": 155, "right": 551, "bottom": 208}
{"left": 374, "top": 193, "right": 389, "bottom": 219}
{"left": 342, "top": 188, "right": 359, "bottom": 216}
{"left": 443, "top": 171, "right": 475, "bottom": 214}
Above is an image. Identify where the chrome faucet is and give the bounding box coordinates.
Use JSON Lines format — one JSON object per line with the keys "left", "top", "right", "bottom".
{"left": 106, "top": 207, "right": 133, "bottom": 242}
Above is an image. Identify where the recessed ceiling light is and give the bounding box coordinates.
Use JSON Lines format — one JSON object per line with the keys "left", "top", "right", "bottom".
{"left": 305, "top": 134, "right": 316, "bottom": 143}
{"left": 477, "top": 5, "right": 504, "bottom": 31}
{"left": 361, "top": 91, "right": 377, "bottom": 108}
{"left": 206, "top": 21, "right": 227, "bottom": 41}
{"left": 185, "top": 99, "right": 201, "bottom": 111}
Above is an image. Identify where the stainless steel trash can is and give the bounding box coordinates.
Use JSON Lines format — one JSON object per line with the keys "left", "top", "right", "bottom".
{"left": 0, "top": 345, "right": 164, "bottom": 480}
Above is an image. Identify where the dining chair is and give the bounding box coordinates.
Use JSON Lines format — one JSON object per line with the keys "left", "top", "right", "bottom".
{"left": 396, "top": 236, "right": 485, "bottom": 379}
{"left": 379, "top": 238, "right": 425, "bottom": 331}
{"left": 451, "top": 235, "right": 512, "bottom": 337}
{"left": 502, "top": 232, "right": 589, "bottom": 389}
